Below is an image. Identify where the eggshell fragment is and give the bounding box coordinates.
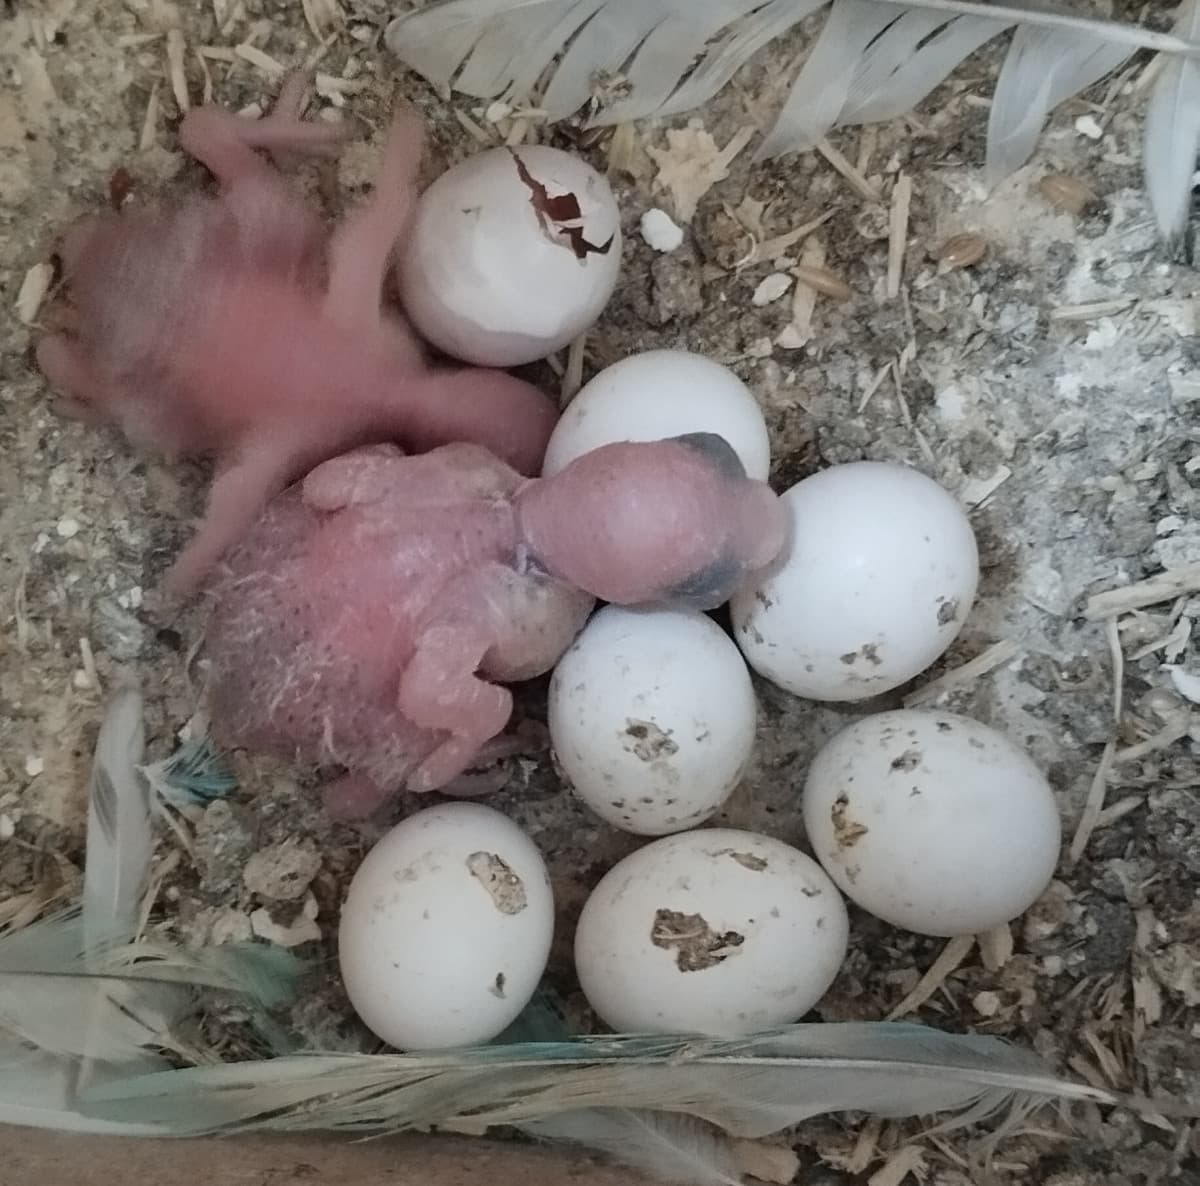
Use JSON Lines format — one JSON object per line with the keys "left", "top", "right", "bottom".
{"left": 574, "top": 829, "right": 848, "bottom": 1035}
{"left": 802, "top": 709, "right": 1061, "bottom": 937}
{"left": 338, "top": 803, "right": 554, "bottom": 1049}
{"left": 399, "top": 145, "right": 621, "bottom": 366}
{"left": 549, "top": 606, "right": 757, "bottom": 835}
{"left": 731, "top": 462, "right": 978, "bottom": 701}
{"left": 542, "top": 350, "right": 771, "bottom": 480}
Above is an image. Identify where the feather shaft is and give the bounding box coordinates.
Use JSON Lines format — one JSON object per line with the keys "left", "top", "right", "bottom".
{"left": 867, "top": 0, "right": 1200, "bottom": 57}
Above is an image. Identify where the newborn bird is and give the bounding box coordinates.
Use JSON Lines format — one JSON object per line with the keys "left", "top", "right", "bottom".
{"left": 203, "top": 433, "right": 786, "bottom": 818}
{"left": 36, "top": 74, "right": 558, "bottom": 600}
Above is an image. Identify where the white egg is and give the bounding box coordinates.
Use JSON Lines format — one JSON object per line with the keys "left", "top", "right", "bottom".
{"left": 730, "top": 462, "right": 978, "bottom": 701}
{"left": 338, "top": 802, "right": 554, "bottom": 1049}
{"left": 399, "top": 145, "right": 621, "bottom": 367}
{"left": 542, "top": 350, "right": 771, "bottom": 480}
{"left": 803, "top": 709, "right": 1061, "bottom": 937}
{"left": 575, "top": 829, "right": 848, "bottom": 1034}
{"left": 549, "top": 606, "right": 757, "bottom": 835}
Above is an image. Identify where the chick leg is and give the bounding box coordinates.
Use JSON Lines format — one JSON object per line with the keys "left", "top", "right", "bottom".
{"left": 179, "top": 73, "right": 351, "bottom": 187}
{"left": 36, "top": 335, "right": 115, "bottom": 422}
{"left": 322, "top": 770, "right": 395, "bottom": 820}
{"left": 398, "top": 623, "right": 514, "bottom": 793}
{"left": 324, "top": 104, "right": 425, "bottom": 328}
{"left": 159, "top": 445, "right": 295, "bottom": 603}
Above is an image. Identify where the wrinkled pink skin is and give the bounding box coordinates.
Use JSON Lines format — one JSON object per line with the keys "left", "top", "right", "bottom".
{"left": 204, "top": 434, "right": 786, "bottom": 819}
{"left": 36, "top": 74, "right": 557, "bottom": 603}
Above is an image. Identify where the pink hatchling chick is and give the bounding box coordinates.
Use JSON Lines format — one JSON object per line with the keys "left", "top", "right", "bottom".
{"left": 203, "top": 432, "right": 786, "bottom": 819}
{"left": 36, "top": 74, "right": 558, "bottom": 600}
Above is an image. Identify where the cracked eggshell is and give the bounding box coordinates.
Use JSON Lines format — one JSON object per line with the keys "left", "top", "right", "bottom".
{"left": 574, "top": 829, "right": 848, "bottom": 1035}
{"left": 399, "top": 145, "right": 621, "bottom": 367}
{"left": 730, "top": 462, "right": 979, "bottom": 701}
{"left": 542, "top": 350, "right": 771, "bottom": 480}
{"left": 548, "top": 606, "right": 757, "bottom": 836}
{"left": 802, "top": 709, "right": 1061, "bottom": 937}
{"left": 338, "top": 802, "right": 554, "bottom": 1050}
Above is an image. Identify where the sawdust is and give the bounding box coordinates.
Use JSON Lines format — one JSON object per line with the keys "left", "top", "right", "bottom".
{"left": 1, "top": 0, "right": 1198, "bottom": 1182}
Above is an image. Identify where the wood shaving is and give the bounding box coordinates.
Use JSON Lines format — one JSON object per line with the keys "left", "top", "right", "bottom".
{"left": 1095, "top": 793, "right": 1144, "bottom": 827}
{"left": 235, "top": 43, "right": 286, "bottom": 78}
{"left": 887, "top": 935, "right": 975, "bottom": 1018}
{"left": 868, "top": 1145, "right": 926, "bottom": 1186}
{"left": 856, "top": 361, "right": 892, "bottom": 414}
{"left": 886, "top": 174, "right": 913, "bottom": 300}
{"left": 1081, "top": 1025, "right": 1124, "bottom": 1086}
{"left": 977, "top": 921, "right": 1014, "bottom": 972}
{"left": 903, "top": 639, "right": 1022, "bottom": 708}
{"left": 194, "top": 48, "right": 214, "bottom": 105}
{"left": 776, "top": 237, "right": 824, "bottom": 350}
{"left": 15, "top": 263, "right": 53, "bottom": 326}
{"left": 959, "top": 464, "right": 1013, "bottom": 508}
{"left": 1106, "top": 615, "right": 1124, "bottom": 725}
{"left": 605, "top": 123, "right": 640, "bottom": 178}
{"left": 166, "top": 28, "right": 189, "bottom": 112}
{"left": 731, "top": 1140, "right": 800, "bottom": 1185}
{"left": 1113, "top": 714, "right": 1193, "bottom": 762}
{"left": 1068, "top": 738, "right": 1115, "bottom": 865}
{"left": 647, "top": 122, "right": 755, "bottom": 223}
{"left": 752, "top": 273, "right": 793, "bottom": 306}
{"left": 454, "top": 109, "right": 490, "bottom": 143}
{"left": 1049, "top": 298, "right": 1136, "bottom": 321}
{"left": 816, "top": 136, "right": 881, "bottom": 202}
{"left": 301, "top": 0, "right": 344, "bottom": 40}
{"left": 561, "top": 333, "right": 586, "bottom": 406}
{"left": 20, "top": 50, "right": 57, "bottom": 130}
{"left": 139, "top": 81, "right": 161, "bottom": 153}
{"left": 315, "top": 73, "right": 368, "bottom": 98}
{"left": 847, "top": 1116, "right": 884, "bottom": 1173}
{"left": 747, "top": 210, "right": 835, "bottom": 268}
{"left": 1084, "top": 563, "right": 1200, "bottom": 619}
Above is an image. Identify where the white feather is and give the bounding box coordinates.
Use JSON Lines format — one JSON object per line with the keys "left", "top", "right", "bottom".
{"left": 520, "top": 1109, "right": 745, "bottom": 1186}
{"left": 1145, "top": 0, "right": 1200, "bottom": 253}
{"left": 757, "top": 0, "right": 899, "bottom": 157}
{"left": 987, "top": 25, "right": 1132, "bottom": 185}
{"left": 0, "top": 1039, "right": 167, "bottom": 1135}
{"left": 837, "top": 9, "right": 1011, "bottom": 126}
{"left": 82, "top": 687, "right": 152, "bottom": 949}
{"left": 0, "top": 914, "right": 192, "bottom": 1063}
{"left": 759, "top": 2, "right": 1013, "bottom": 157}
{"left": 388, "top": 0, "right": 1200, "bottom": 244}
{"left": 645, "top": 0, "right": 827, "bottom": 124}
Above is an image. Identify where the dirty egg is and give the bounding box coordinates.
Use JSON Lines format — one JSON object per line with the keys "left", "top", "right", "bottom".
{"left": 730, "top": 462, "right": 978, "bottom": 701}
{"left": 802, "top": 709, "right": 1061, "bottom": 938}
{"left": 548, "top": 606, "right": 757, "bottom": 835}
{"left": 399, "top": 145, "right": 621, "bottom": 366}
{"left": 542, "top": 349, "right": 771, "bottom": 480}
{"left": 574, "top": 828, "right": 848, "bottom": 1035}
{"left": 337, "top": 803, "right": 554, "bottom": 1049}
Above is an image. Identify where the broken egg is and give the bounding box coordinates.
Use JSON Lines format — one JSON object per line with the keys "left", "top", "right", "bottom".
{"left": 730, "top": 462, "right": 978, "bottom": 701}
{"left": 803, "top": 709, "right": 1061, "bottom": 937}
{"left": 542, "top": 349, "right": 771, "bottom": 480}
{"left": 338, "top": 802, "right": 554, "bottom": 1049}
{"left": 574, "top": 829, "right": 848, "bottom": 1035}
{"left": 549, "top": 606, "right": 757, "bottom": 835}
{"left": 399, "top": 145, "right": 621, "bottom": 366}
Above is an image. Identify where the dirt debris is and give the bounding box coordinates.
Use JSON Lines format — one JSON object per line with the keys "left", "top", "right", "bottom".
{"left": 1, "top": 1, "right": 1198, "bottom": 1182}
